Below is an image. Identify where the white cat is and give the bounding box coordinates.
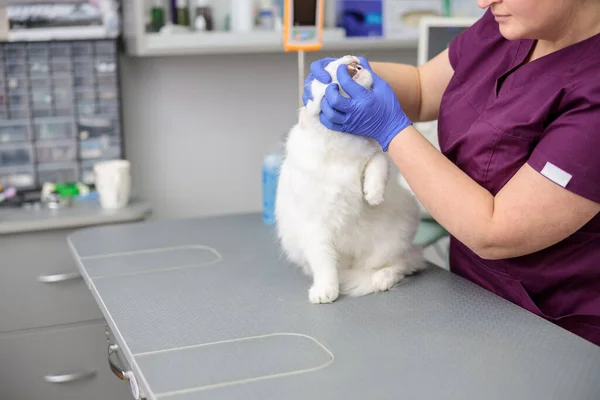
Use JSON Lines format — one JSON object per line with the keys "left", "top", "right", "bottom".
{"left": 275, "top": 55, "right": 426, "bottom": 304}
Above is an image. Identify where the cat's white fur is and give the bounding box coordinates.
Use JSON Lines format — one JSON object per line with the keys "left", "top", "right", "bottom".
{"left": 275, "top": 55, "right": 426, "bottom": 304}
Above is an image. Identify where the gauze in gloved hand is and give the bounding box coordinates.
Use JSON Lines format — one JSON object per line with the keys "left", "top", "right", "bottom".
{"left": 319, "top": 57, "right": 413, "bottom": 152}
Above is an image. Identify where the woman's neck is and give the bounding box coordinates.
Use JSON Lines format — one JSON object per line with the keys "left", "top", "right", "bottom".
{"left": 531, "top": 3, "right": 600, "bottom": 62}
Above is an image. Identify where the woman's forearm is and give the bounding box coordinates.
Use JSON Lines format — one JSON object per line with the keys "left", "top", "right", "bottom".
{"left": 388, "top": 125, "right": 495, "bottom": 255}
{"left": 370, "top": 62, "right": 423, "bottom": 122}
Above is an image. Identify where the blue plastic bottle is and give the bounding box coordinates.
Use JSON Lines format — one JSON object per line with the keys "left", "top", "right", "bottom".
{"left": 262, "top": 148, "right": 283, "bottom": 225}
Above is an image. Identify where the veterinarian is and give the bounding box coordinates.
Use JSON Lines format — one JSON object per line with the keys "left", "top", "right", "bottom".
{"left": 302, "top": 0, "right": 600, "bottom": 346}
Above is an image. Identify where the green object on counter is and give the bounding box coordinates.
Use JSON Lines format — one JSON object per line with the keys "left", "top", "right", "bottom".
{"left": 54, "top": 183, "right": 80, "bottom": 198}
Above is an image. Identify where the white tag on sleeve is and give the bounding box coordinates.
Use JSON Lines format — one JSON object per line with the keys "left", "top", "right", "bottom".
{"left": 540, "top": 162, "right": 572, "bottom": 187}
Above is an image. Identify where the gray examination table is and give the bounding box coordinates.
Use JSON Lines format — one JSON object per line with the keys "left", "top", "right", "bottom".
{"left": 67, "top": 213, "right": 600, "bottom": 400}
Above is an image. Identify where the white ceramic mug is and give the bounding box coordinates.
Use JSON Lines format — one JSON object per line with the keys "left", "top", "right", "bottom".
{"left": 94, "top": 160, "right": 131, "bottom": 209}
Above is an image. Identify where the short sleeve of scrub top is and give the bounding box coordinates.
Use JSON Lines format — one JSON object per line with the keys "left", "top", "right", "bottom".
{"left": 438, "top": 8, "right": 600, "bottom": 346}
{"left": 527, "top": 92, "right": 600, "bottom": 204}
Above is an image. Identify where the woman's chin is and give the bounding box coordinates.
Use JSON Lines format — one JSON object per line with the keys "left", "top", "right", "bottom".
{"left": 498, "top": 24, "right": 525, "bottom": 41}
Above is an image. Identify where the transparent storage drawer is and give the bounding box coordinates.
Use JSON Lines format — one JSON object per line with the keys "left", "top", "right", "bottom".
{"left": 29, "top": 60, "right": 50, "bottom": 77}
{"left": 30, "top": 78, "right": 50, "bottom": 88}
{"left": 0, "top": 143, "right": 33, "bottom": 166}
{"left": 6, "top": 61, "right": 27, "bottom": 77}
{"left": 79, "top": 137, "right": 121, "bottom": 160}
{"left": 8, "top": 106, "right": 31, "bottom": 120}
{"left": 75, "top": 75, "right": 95, "bottom": 89}
{"left": 4, "top": 44, "right": 26, "bottom": 60}
{"left": 32, "top": 107, "right": 53, "bottom": 118}
{"left": 78, "top": 117, "right": 118, "bottom": 139}
{"left": 27, "top": 45, "right": 49, "bottom": 61}
{"left": 80, "top": 160, "right": 98, "bottom": 184}
{"left": 54, "top": 107, "right": 75, "bottom": 117}
{"left": 95, "top": 58, "right": 117, "bottom": 75}
{"left": 96, "top": 74, "right": 116, "bottom": 87}
{"left": 76, "top": 101, "right": 97, "bottom": 116}
{"left": 97, "top": 100, "right": 119, "bottom": 115}
{"left": 37, "top": 162, "right": 79, "bottom": 184}
{"left": 5, "top": 76, "right": 27, "bottom": 90}
{"left": 34, "top": 117, "right": 76, "bottom": 140}
{"left": 95, "top": 41, "right": 116, "bottom": 55}
{"left": 98, "top": 86, "right": 118, "bottom": 101}
{"left": 31, "top": 89, "right": 52, "bottom": 108}
{"left": 50, "top": 43, "right": 72, "bottom": 58}
{"left": 53, "top": 88, "right": 74, "bottom": 108}
{"left": 73, "top": 60, "right": 95, "bottom": 75}
{"left": 35, "top": 139, "right": 77, "bottom": 163}
{"left": 7, "top": 85, "right": 28, "bottom": 97}
{"left": 75, "top": 89, "right": 96, "bottom": 101}
{"left": 7, "top": 91, "right": 29, "bottom": 108}
{"left": 52, "top": 76, "right": 74, "bottom": 89}
{"left": 51, "top": 58, "right": 72, "bottom": 74}
{"left": 0, "top": 165, "right": 35, "bottom": 189}
{"left": 0, "top": 121, "right": 31, "bottom": 143}
{"left": 72, "top": 42, "right": 93, "bottom": 57}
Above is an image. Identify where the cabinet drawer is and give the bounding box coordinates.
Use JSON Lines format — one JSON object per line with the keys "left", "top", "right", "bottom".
{"left": 0, "top": 322, "right": 134, "bottom": 400}
{"left": 0, "top": 229, "right": 103, "bottom": 333}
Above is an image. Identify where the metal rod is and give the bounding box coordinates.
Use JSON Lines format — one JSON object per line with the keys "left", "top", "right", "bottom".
{"left": 298, "top": 50, "right": 305, "bottom": 108}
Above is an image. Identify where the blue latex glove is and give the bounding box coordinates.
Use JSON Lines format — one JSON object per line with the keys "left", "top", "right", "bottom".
{"left": 302, "top": 57, "right": 336, "bottom": 107}
{"left": 306, "top": 57, "right": 413, "bottom": 152}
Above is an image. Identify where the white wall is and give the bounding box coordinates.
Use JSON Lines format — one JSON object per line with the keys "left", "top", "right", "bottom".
{"left": 120, "top": 49, "right": 418, "bottom": 220}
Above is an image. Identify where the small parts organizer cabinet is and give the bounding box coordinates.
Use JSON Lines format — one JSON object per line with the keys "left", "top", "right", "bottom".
{"left": 0, "top": 39, "right": 123, "bottom": 191}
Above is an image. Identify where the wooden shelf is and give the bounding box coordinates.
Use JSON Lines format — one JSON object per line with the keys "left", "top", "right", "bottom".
{"left": 124, "top": 28, "right": 417, "bottom": 57}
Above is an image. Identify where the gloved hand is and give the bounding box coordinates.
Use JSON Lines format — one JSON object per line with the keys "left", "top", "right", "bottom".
{"left": 301, "top": 57, "right": 338, "bottom": 106}
{"left": 307, "top": 57, "right": 413, "bottom": 152}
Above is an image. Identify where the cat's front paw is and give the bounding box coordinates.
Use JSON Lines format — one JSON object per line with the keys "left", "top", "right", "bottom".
{"left": 363, "top": 184, "right": 385, "bottom": 206}
{"left": 309, "top": 282, "right": 339, "bottom": 304}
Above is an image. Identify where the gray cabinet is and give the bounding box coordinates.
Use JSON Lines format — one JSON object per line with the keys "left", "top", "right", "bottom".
{"left": 0, "top": 203, "right": 150, "bottom": 400}
{"left": 0, "top": 322, "right": 133, "bottom": 400}
{"left": 0, "top": 229, "right": 103, "bottom": 333}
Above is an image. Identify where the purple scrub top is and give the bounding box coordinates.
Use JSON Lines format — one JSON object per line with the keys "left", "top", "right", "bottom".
{"left": 437, "top": 9, "right": 600, "bottom": 345}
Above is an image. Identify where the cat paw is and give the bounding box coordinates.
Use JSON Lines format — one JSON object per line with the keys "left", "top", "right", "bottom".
{"left": 372, "top": 268, "right": 404, "bottom": 292}
{"left": 363, "top": 184, "right": 385, "bottom": 206}
{"left": 309, "top": 283, "right": 340, "bottom": 304}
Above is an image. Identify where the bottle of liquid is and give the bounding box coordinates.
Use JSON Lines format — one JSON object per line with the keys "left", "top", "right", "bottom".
{"left": 262, "top": 144, "right": 283, "bottom": 225}
{"left": 192, "top": 0, "right": 214, "bottom": 31}
{"left": 148, "top": 0, "right": 166, "bottom": 32}
{"left": 257, "top": 0, "right": 274, "bottom": 30}
{"left": 175, "top": 0, "right": 190, "bottom": 27}
{"left": 230, "top": 0, "right": 254, "bottom": 32}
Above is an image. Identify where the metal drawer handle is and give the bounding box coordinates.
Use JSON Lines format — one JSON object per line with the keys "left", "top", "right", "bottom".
{"left": 44, "top": 369, "right": 96, "bottom": 384}
{"left": 37, "top": 271, "right": 82, "bottom": 283}
{"left": 108, "top": 344, "right": 143, "bottom": 399}
{"left": 108, "top": 344, "right": 126, "bottom": 380}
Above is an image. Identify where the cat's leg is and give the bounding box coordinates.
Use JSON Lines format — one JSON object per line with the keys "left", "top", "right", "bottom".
{"left": 372, "top": 246, "right": 426, "bottom": 292}
{"left": 371, "top": 264, "right": 409, "bottom": 292}
{"left": 363, "top": 152, "right": 389, "bottom": 206}
{"left": 305, "top": 241, "right": 339, "bottom": 304}
{"left": 342, "top": 243, "right": 423, "bottom": 297}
